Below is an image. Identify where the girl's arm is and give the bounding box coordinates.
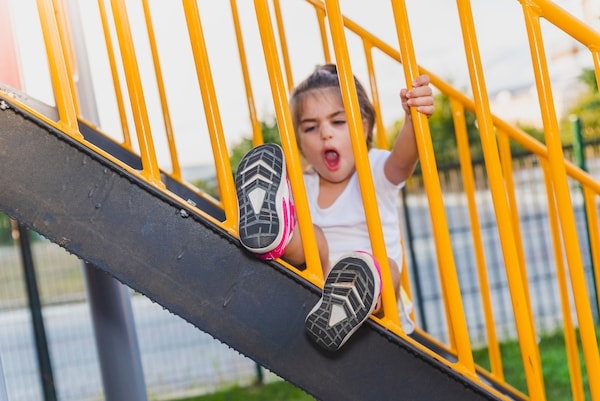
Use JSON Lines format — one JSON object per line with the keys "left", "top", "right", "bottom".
{"left": 384, "top": 74, "right": 434, "bottom": 185}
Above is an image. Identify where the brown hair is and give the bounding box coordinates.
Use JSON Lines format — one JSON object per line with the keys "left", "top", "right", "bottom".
{"left": 289, "top": 64, "right": 375, "bottom": 149}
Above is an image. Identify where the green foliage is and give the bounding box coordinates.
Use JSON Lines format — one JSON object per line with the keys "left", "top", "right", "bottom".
{"left": 0, "top": 213, "right": 13, "bottom": 245}
{"left": 204, "top": 66, "right": 600, "bottom": 188}
{"left": 393, "top": 91, "right": 480, "bottom": 167}
{"left": 191, "top": 179, "right": 220, "bottom": 199}
{"left": 564, "top": 93, "right": 600, "bottom": 140}
{"left": 560, "top": 67, "right": 600, "bottom": 144}
{"left": 193, "top": 119, "right": 281, "bottom": 196}
{"left": 399, "top": 90, "right": 551, "bottom": 167}
{"left": 429, "top": 92, "right": 474, "bottom": 165}
{"left": 229, "top": 119, "right": 281, "bottom": 173}
{"left": 511, "top": 123, "right": 545, "bottom": 155}
{"left": 579, "top": 68, "right": 598, "bottom": 94}
{"left": 425, "top": 93, "right": 545, "bottom": 165}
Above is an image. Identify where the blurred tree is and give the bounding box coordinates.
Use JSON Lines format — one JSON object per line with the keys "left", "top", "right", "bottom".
{"left": 0, "top": 213, "right": 12, "bottom": 246}
{"left": 579, "top": 68, "right": 598, "bottom": 93}
{"left": 387, "top": 91, "right": 479, "bottom": 167}
{"left": 202, "top": 68, "right": 598, "bottom": 196}
{"left": 192, "top": 119, "right": 281, "bottom": 197}
{"left": 560, "top": 67, "right": 600, "bottom": 142}
{"left": 229, "top": 119, "right": 281, "bottom": 173}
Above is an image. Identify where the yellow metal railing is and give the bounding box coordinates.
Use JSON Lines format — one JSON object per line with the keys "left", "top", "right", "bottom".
{"left": 2, "top": 0, "right": 600, "bottom": 399}
{"left": 458, "top": 0, "right": 545, "bottom": 396}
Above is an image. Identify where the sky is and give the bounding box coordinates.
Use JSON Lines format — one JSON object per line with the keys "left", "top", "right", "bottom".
{"left": 5, "top": 0, "right": 600, "bottom": 170}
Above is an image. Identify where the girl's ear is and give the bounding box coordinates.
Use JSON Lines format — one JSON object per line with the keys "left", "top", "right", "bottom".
{"left": 362, "top": 118, "right": 373, "bottom": 149}
{"left": 362, "top": 118, "right": 369, "bottom": 135}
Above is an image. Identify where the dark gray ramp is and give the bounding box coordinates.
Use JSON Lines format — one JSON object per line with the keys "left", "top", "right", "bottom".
{"left": 0, "top": 95, "right": 511, "bottom": 401}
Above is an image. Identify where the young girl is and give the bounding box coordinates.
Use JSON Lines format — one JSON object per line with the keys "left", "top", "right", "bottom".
{"left": 235, "top": 64, "right": 434, "bottom": 351}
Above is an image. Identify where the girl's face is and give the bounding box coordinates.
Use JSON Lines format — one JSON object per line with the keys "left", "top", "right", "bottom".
{"left": 296, "top": 88, "right": 368, "bottom": 185}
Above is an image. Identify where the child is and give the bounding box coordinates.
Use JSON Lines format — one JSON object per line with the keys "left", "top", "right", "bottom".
{"left": 235, "top": 64, "right": 434, "bottom": 351}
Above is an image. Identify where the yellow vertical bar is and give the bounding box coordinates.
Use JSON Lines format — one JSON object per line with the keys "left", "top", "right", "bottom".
{"left": 230, "top": 0, "right": 263, "bottom": 147}
{"left": 181, "top": 0, "right": 238, "bottom": 232}
{"left": 497, "top": 130, "right": 532, "bottom": 311}
{"left": 398, "top": 237, "right": 414, "bottom": 320}
{"left": 521, "top": 3, "right": 600, "bottom": 398}
{"left": 253, "top": 0, "right": 322, "bottom": 283}
{"left": 497, "top": 127, "right": 539, "bottom": 355}
{"left": 324, "top": 0, "right": 399, "bottom": 327}
{"left": 97, "top": 0, "right": 132, "bottom": 149}
{"left": 314, "top": 6, "right": 331, "bottom": 63}
{"left": 140, "top": 0, "right": 181, "bottom": 179}
{"left": 36, "top": 0, "right": 81, "bottom": 138}
{"left": 391, "top": 0, "right": 471, "bottom": 356}
{"left": 52, "top": 0, "right": 80, "bottom": 118}
{"left": 363, "top": 41, "right": 388, "bottom": 150}
{"left": 455, "top": 0, "right": 544, "bottom": 389}
{"left": 272, "top": 0, "right": 294, "bottom": 92}
{"left": 541, "top": 160, "right": 585, "bottom": 401}
{"left": 453, "top": 99, "right": 503, "bottom": 379}
{"left": 110, "top": 0, "right": 162, "bottom": 187}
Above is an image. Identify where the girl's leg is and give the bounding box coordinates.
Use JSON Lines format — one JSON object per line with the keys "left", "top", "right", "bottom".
{"left": 282, "top": 225, "right": 330, "bottom": 274}
{"left": 373, "top": 258, "right": 400, "bottom": 315}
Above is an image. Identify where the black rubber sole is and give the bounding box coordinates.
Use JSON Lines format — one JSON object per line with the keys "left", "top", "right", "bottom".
{"left": 305, "top": 253, "right": 380, "bottom": 352}
{"left": 235, "top": 144, "right": 286, "bottom": 253}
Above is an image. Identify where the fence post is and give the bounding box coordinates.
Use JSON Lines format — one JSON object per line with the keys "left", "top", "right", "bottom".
{"left": 0, "top": 356, "right": 8, "bottom": 401}
{"left": 401, "top": 189, "right": 427, "bottom": 331}
{"left": 571, "top": 114, "right": 600, "bottom": 321}
{"left": 14, "top": 222, "right": 57, "bottom": 401}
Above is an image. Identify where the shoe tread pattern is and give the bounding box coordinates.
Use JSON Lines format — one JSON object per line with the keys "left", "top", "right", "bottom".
{"left": 305, "top": 256, "right": 377, "bottom": 352}
{"left": 236, "top": 144, "right": 285, "bottom": 252}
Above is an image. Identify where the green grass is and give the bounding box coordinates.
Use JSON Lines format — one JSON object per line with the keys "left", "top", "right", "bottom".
{"left": 170, "top": 380, "right": 315, "bottom": 401}
{"left": 2, "top": 239, "right": 597, "bottom": 400}
{"left": 173, "top": 328, "right": 600, "bottom": 401}
{"left": 0, "top": 241, "right": 86, "bottom": 308}
{"left": 473, "top": 327, "right": 599, "bottom": 401}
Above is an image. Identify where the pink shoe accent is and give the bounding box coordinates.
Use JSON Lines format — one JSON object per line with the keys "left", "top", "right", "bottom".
{"left": 258, "top": 179, "right": 296, "bottom": 260}
{"left": 354, "top": 250, "right": 382, "bottom": 294}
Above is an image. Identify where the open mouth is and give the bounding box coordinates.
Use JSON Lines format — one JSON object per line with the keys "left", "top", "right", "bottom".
{"left": 323, "top": 149, "right": 340, "bottom": 170}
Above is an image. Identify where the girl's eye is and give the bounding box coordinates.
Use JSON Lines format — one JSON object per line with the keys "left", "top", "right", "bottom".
{"left": 303, "top": 125, "right": 316, "bottom": 133}
{"left": 333, "top": 119, "right": 346, "bottom": 125}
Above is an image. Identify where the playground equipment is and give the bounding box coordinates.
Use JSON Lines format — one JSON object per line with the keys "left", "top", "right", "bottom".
{"left": 0, "top": 1, "right": 599, "bottom": 400}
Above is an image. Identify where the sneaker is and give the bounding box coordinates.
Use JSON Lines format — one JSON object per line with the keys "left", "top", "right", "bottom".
{"left": 304, "top": 251, "right": 381, "bottom": 351}
{"left": 235, "top": 143, "right": 295, "bottom": 260}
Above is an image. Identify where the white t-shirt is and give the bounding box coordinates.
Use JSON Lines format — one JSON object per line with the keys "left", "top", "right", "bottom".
{"left": 303, "top": 148, "right": 404, "bottom": 267}
{"left": 303, "top": 148, "right": 415, "bottom": 333}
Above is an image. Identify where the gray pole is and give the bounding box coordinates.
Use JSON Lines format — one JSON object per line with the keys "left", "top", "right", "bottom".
{"left": 83, "top": 269, "right": 148, "bottom": 400}
{"left": 65, "top": 3, "right": 148, "bottom": 400}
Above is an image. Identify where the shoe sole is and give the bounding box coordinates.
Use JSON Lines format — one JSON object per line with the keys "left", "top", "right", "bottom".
{"left": 235, "top": 144, "right": 287, "bottom": 254}
{"left": 305, "top": 253, "right": 381, "bottom": 352}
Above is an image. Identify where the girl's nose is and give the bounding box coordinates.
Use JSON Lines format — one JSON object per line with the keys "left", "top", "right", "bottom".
{"left": 320, "top": 125, "right": 333, "bottom": 140}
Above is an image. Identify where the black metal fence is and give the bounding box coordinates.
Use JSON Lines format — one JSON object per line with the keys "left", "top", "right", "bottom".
{"left": 0, "top": 223, "right": 270, "bottom": 401}
{"left": 401, "top": 142, "right": 600, "bottom": 346}
{"left": 1, "top": 143, "right": 599, "bottom": 401}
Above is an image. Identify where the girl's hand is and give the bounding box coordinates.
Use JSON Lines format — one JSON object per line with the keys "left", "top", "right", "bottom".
{"left": 400, "top": 74, "right": 434, "bottom": 117}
